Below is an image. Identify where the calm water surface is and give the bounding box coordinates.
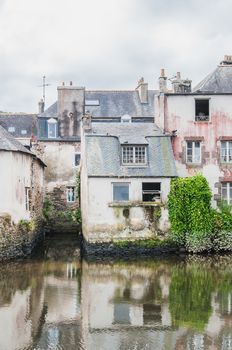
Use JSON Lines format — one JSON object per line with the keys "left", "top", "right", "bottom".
{"left": 0, "top": 240, "right": 232, "bottom": 350}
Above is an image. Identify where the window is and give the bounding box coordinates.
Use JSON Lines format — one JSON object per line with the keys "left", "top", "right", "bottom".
{"left": 195, "top": 99, "right": 209, "bottom": 121}
{"left": 74, "top": 153, "right": 81, "bottom": 166}
{"left": 85, "top": 99, "right": 99, "bottom": 106}
{"left": 122, "top": 145, "right": 147, "bottom": 165}
{"left": 221, "top": 182, "right": 232, "bottom": 205}
{"left": 186, "top": 141, "right": 201, "bottom": 163}
{"left": 113, "top": 183, "right": 129, "bottom": 201}
{"left": 47, "top": 118, "right": 57, "bottom": 138}
{"left": 121, "top": 114, "right": 132, "bottom": 123}
{"left": 142, "top": 183, "right": 161, "bottom": 202}
{"left": 8, "top": 126, "right": 15, "bottom": 133}
{"left": 66, "top": 187, "right": 75, "bottom": 203}
{"left": 221, "top": 141, "right": 232, "bottom": 163}
{"left": 25, "top": 187, "right": 31, "bottom": 211}
{"left": 21, "top": 129, "right": 27, "bottom": 135}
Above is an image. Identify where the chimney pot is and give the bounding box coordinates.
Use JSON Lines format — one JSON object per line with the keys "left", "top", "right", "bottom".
{"left": 70, "top": 81, "right": 73, "bottom": 86}
{"left": 62, "top": 82, "right": 65, "bottom": 86}
{"left": 38, "top": 98, "right": 45, "bottom": 114}
{"left": 160, "top": 68, "right": 165, "bottom": 77}
{"left": 176, "top": 72, "right": 181, "bottom": 80}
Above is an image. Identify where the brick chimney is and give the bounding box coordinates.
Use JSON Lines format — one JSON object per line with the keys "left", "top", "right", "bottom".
{"left": 159, "top": 69, "right": 167, "bottom": 92}
{"left": 57, "top": 81, "right": 85, "bottom": 138}
{"left": 136, "top": 77, "right": 148, "bottom": 103}
{"left": 220, "top": 55, "right": 232, "bottom": 66}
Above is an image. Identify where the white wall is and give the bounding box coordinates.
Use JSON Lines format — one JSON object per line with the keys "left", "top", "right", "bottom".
{"left": 82, "top": 176, "right": 171, "bottom": 242}
{"left": 0, "top": 151, "right": 32, "bottom": 222}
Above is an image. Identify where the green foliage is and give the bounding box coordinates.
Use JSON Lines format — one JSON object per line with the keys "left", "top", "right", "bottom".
{"left": 17, "top": 219, "right": 36, "bottom": 232}
{"left": 168, "top": 174, "right": 214, "bottom": 252}
{"left": 59, "top": 209, "right": 82, "bottom": 224}
{"left": 169, "top": 263, "right": 213, "bottom": 331}
{"left": 76, "top": 171, "right": 81, "bottom": 200}
{"left": 114, "top": 238, "right": 176, "bottom": 249}
{"left": 42, "top": 197, "right": 54, "bottom": 222}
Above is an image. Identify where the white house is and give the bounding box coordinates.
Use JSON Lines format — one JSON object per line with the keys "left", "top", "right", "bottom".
{"left": 81, "top": 119, "right": 177, "bottom": 243}
{"left": 0, "top": 125, "right": 45, "bottom": 224}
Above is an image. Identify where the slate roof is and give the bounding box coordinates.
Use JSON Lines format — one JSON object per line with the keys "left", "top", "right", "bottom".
{"left": 0, "top": 114, "right": 37, "bottom": 138}
{"left": 40, "top": 90, "right": 156, "bottom": 120}
{"left": 0, "top": 124, "right": 32, "bottom": 154}
{"left": 85, "top": 123, "right": 177, "bottom": 177}
{"left": 193, "top": 65, "right": 232, "bottom": 93}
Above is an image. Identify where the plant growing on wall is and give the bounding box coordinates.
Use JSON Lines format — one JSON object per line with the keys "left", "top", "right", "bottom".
{"left": 168, "top": 174, "right": 213, "bottom": 252}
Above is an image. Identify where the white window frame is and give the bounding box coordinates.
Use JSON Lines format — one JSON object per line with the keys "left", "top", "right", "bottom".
{"left": 122, "top": 145, "right": 147, "bottom": 165}
{"left": 186, "top": 141, "right": 202, "bottom": 164}
{"left": 221, "top": 182, "right": 232, "bottom": 205}
{"left": 47, "top": 119, "right": 58, "bottom": 139}
{"left": 66, "top": 187, "right": 76, "bottom": 203}
{"left": 220, "top": 141, "right": 232, "bottom": 163}
{"left": 25, "top": 187, "right": 30, "bottom": 211}
{"left": 112, "top": 182, "right": 130, "bottom": 202}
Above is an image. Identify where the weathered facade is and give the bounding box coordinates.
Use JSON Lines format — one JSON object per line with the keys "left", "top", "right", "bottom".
{"left": 81, "top": 120, "right": 177, "bottom": 243}
{"left": 0, "top": 125, "right": 45, "bottom": 224}
{"left": 155, "top": 56, "right": 232, "bottom": 207}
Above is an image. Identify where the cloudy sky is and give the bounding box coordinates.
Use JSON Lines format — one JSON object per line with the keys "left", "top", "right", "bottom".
{"left": 0, "top": 0, "right": 231, "bottom": 112}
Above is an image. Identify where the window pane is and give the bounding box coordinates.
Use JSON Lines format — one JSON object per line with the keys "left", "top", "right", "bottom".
{"left": 187, "top": 142, "right": 193, "bottom": 162}
{"left": 67, "top": 187, "right": 75, "bottom": 202}
{"left": 222, "top": 183, "right": 228, "bottom": 202}
{"left": 113, "top": 184, "right": 129, "bottom": 201}
{"left": 194, "top": 142, "right": 201, "bottom": 163}
{"left": 122, "top": 146, "right": 146, "bottom": 164}
{"left": 48, "top": 123, "right": 57, "bottom": 138}
{"left": 75, "top": 154, "right": 81, "bottom": 166}
{"left": 221, "top": 142, "right": 227, "bottom": 162}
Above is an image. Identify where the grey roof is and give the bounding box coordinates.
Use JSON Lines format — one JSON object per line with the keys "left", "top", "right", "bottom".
{"left": 85, "top": 90, "right": 156, "bottom": 119}
{"left": 85, "top": 123, "right": 177, "bottom": 177}
{"left": 40, "top": 90, "right": 156, "bottom": 120}
{"left": 193, "top": 65, "right": 232, "bottom": 93}
{"left": 0, "top": 124, "right": 32, "bottom": 154}
{"left": 0, "top": 114, "right": 37, "bottom": 138}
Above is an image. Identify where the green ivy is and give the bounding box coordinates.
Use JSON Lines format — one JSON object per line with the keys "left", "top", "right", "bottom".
{"left": 168, "top": 174, "right": 213, "bottom": 252}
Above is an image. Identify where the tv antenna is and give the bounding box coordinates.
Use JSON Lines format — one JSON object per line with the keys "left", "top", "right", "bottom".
{"left": 38, "top": 75, "right": 51, "bottom": 107}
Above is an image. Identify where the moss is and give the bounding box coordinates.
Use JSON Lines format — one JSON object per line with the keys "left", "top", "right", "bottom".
{"left": 114, "top": 238, "right": 176, "bottom": 249}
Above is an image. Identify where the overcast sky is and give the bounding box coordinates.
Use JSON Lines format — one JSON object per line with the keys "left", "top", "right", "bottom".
{"left": 0, "top": 0, "right": 231, "bottom": 112}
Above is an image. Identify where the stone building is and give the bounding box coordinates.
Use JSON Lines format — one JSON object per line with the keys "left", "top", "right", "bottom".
{"left": 0, "top": 125, "right": 45, "bottom": 224}
{"left": 155, "top": 55, "right": 232, "bottom": 207}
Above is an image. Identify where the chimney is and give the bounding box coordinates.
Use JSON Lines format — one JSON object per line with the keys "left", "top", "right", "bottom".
{"left": 172, "top": 72, "right": 192, "bottom": 93}
{"left": 82, "top": 111, "right": 92, "bottom": 131}
{"left": 159, "top": 68, "right": 167, "bottom": 92}
{"left": 57, "top": 82, "right": 85, "bottom": 138}
{"left": 136, "top": 77, "right": 148, "bottom": 103}
{"left": 38, "top": 99, "right": 45, "bottom": 114}
{"left": 220, "top": 55, "right": 232, "bottom": 66}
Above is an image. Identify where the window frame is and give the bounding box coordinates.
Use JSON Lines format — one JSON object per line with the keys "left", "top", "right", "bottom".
{"left": 112, "top": 182, "right": 130, "bottom": 202}
{"left": 47, "top": 119, "right": 58, "bottom": 139}
{"left": 220, "top": 141, "right": 232, "bottom": 163}
{"left": 186, "top": 140, "right": 202, "bottom": 164}
{"left": 195, "top": 98, "right": 210, "bottom": 122}
{"left": 66, "top": 186, "right": 76, "bottom": 203}
{"left": 142, "top": 182, "right": 161, "bottom": 202}
{"left": 122, "top": 145, "right": 147, "bottom": 166}
{"left": 25, "top": 187, "right": 31, "bottom": 211}
{"left": 74, "top": 153, "right": 81, "bottom": 167}
{"left": 221, "top": 182, "right": 232, "bottom": 205}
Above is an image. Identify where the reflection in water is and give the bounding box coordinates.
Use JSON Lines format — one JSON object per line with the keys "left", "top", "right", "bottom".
{"left": 0, "top": 256, "right": 232, "bottom": 349}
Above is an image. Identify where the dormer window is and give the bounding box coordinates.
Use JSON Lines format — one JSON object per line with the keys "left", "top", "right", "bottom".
{"left": 121, "top": 114, "right": 132, "bottom": 123}
{"left": 47, "top": 118, "right": 58, "bottom": 138}
{"left": 122, "top": 145, "right": 147, "bottom": 165}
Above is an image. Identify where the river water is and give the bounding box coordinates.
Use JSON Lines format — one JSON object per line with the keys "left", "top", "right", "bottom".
{"left": 0, "top": 237, "right": 232, "bottom": 350}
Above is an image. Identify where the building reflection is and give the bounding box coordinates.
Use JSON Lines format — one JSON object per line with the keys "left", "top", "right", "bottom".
{"left": 0, "top": 256, "right": 232, "bottom": 349}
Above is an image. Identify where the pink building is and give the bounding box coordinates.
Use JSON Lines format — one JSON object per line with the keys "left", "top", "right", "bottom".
{"left": 155, "top": 56, "right": 232, "bottom": 207}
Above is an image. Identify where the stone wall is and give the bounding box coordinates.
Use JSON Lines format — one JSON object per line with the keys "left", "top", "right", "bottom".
{"left": 0, "top": 214, "right": 43, "bottom": 261}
